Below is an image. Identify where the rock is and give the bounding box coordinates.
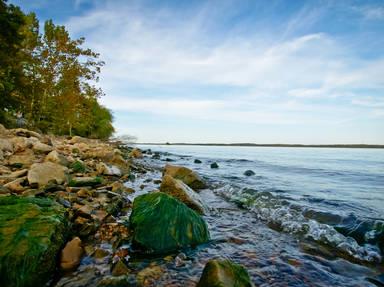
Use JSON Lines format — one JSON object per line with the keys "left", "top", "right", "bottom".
{"left": 28, "top": 162, "right": 68, "bottom": 187}
{"left": 60, "top": 237, "right": 83, "bottom": 271}
{"left": 136, "top": 265, "right": 163, "bottom": 286}
{"left": 194, "top": 159, "right": 202, "bottom": 164}
{"left": 0, "top": 138, "right": 13, "bottom": 153}
{"left": 8, "top": 149, "right": 36, "bottom": 167}
{"left": 32, "top": 141, "right": 53, "bottom": 154}
{"left": 244, "top": 170, "right": 255, "bottom": 176}
{"left": 93, "top": 248, "right": 110, "bottom": 259}
{"left": 0, "top": 197, "right": 68, "bottom": 287}
{"left": 0, "top": 168, "right": 28, "bottom": 179}
{"left": 160, "top": 175, "right": 208, "bottom": 214}
{"left": 111, "top": 260, "right": 130, "bottom": 276}
{"left": 0, "top": 124, "right": 7, "bottom": 135}
{"left": 12, "top": 128, "right": 42, "bottom": 139}
{"left": 45, "top": 150, "right": 69, "bottom": 166}
{"left": 69, "top": 176, "right": 103, "bottom": 187}
{"left": 96, "top": 162, "right": 121, "bottom": 176}
{"left": 197, "top": 259, "right": 253, "bottom": 287}
{"left": 4, "top": 177, "right": 26, "bottom": 193}
{"left": 129, "top": 192, "right": 210, "bottom": 254}
{"left": 69, "top": 136, "right": 88, "bottom": 144}
{"left": 130, "top": 148, "right": 143, "bottom": 158}
{"left": 0, "top": 185, "right": 11, "bottom": 195}
{"left": 0, "top": 150, "right": 3, "bottom": 161}
{"left": 77, "top": 188, "right": 91, "bottom": 198}
{"left": 210, "top": 162, "right": 219, "bottom": 169}
{"left": 10, "top": 136, "right": 39, "bottom": 153}
{"left": 163, "top": 164, "right": 206, "bottom": 190}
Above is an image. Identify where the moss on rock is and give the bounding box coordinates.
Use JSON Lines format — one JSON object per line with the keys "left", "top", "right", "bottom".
{"left": 197, "top": 259, "right": 252, "bottom": 287}
{"left": 0, "top": 196, "right": 69, "bottom": 287}
{"left": 129, "top": 192, "right": 210, "bottom": 254}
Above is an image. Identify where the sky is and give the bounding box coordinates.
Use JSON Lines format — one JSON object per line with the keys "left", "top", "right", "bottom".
{"left": 11, "top": 0, "right": 384, "bottom": 144}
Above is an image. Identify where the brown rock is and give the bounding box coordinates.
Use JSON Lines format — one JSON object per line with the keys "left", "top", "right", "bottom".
{"left": 0, "top": 138, "right": 13, "bottom": 153}
{"left": 60, "top": 237, "right": 83, "bottom": 271}
{"left": 44, "top": 150, "right": 69, "bottom": 166}
{"left": 8, "top": 149, "right": 36, "bottom": 167}
{"left": 4, "top": 177, "right": 25, "bottom": 193}
{"left": 137, "top": 265, "right": 163, "bottom": 286}
{"left": 12, "top": 128, "right": 42, "bottom": 139}
{"left": 111, "top": 260, "right": 130, "bottom": 276}
{"left": 32, "top": 142, "right": 53, "bottom": 154}
{"left": 160, "top": 174, "right": 208, "bottom": 214}
{"left": 130, "top": 148, "right": 143, "bottom": 159}
{"left": 27, "top": 162, "right": 67, "bottom": 187}
{"left": 163, "top": 164, "right": 206, "bottom": 190}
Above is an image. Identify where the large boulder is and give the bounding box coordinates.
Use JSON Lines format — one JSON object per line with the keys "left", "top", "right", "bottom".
{"left": 28, "top": 162, "right": 68, "bottom": 187}
{"left": 197, "top": 259, "right": 253, "bottom": 287}
{"left": 0, "top": 197, "right": 69, "bottom": 287}
{"left": 163, "top": 164, "right": 206, "bottom": 190}
{"left": 129, "top": 192, "right": 210, "bottom": 254}
{"left": 160, "top": 175, "right": 208, "bottom": 214}
{"left": 32, "top": 141, "right": 53, "bottom": 154}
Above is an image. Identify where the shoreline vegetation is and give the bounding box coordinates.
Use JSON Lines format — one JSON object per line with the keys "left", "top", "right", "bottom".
{"left": 138, "top": 143, "right": 384, "bottom": 149}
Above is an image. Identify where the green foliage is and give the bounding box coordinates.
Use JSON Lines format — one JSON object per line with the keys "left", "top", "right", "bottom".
{"left": 70, "top": 160, "right": 87, "bottom": 173}
{"left": 129, "top": 192, "right": 210, "bottom": 254}
{"left": 0, "top": 1, "right": 114, "bottom": 139}
{"left": 0, "top": 196, "right": 69, "bottom": 287}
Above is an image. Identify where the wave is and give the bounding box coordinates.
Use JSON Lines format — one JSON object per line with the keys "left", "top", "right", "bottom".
{"left": 214, "top": 185, "right": 383, "bottom": 264}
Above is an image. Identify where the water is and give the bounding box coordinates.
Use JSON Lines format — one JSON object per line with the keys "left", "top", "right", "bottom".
{"left": 134, "top": 145, "right": 384, "bottom": 286}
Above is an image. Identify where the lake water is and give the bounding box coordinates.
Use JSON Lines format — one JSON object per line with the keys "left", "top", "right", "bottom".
{"left": 134, "top": 145, "right": 384, "bottom": 286}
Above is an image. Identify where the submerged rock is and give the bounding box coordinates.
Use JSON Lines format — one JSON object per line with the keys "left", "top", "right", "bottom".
{"left": 210, "top": 162, "right": 219, "bottom": 169}
{"left": 0, "top": 197, "right": 69, "bottom": 287}
{"left": 129, "top": 192, "right": 210, "bottom": 254}
{"left": 160, "top": 174, "right": 208, "bottom": 214}
{"left": 197, "top": 259, "right": 253, "bottom": 287}
{"left": 244, "top": 170, "right": 255, "bottom": 176}
{"left": 163, "top": 164, "right": 206, "bottom": 190}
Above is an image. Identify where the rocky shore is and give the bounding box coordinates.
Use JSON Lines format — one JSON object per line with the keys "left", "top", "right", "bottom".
{"left": 0, "top": 124, "right": 252, "bottom": 287}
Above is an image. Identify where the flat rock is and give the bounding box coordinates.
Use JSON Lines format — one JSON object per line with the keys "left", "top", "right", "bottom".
{"left": 28, "top": 162, "right": 68, "bottom": 187}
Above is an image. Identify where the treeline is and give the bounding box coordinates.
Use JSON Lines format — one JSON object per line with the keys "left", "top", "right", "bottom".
{"left": 0, "top": 0, "right": 114, "bottom": 139}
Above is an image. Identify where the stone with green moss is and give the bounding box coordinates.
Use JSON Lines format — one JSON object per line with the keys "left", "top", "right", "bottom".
{"left": 197, "top": 259, "right": 253, "bottom": 287}
{"left": 68, "top": 176, "right": 103, "bottom": 187}
{"left": 129, "top": 192, "right": 210, "bottom": 254}
{"left": 0, "top": 196, "right": 69, "bottom": 287}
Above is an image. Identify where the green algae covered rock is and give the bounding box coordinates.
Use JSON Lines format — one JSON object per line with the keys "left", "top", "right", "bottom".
{"left": 0, "top": 196, "right": 69, "bottom": 287}
{"left": 129, "top": 192, "right": 210, "bottom": 254}
{"left": 197, "top": 259, "right": 253, "bottom": 287}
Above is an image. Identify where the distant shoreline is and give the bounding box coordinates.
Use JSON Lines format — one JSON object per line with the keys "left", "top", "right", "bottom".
{"left": 136, "top": 143, "right": 384, "bottom": 149}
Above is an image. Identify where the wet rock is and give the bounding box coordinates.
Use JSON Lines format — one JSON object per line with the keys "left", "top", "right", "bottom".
{"left": 160, "top": 174, "right": 208, "bottom": 214}
{"left": 60, "top": 237, "right": 84, "bottom": 271}
{"left": 97, "top": 275, "right": 132, "bottom": 287}
{"left": 152, "top": 153, "right": 160, "bottom": 160}
{"left": 136, "top": 265, "right": 163, "bottom": 286}
{"left": 130, "top": 148, "right": 143, "bottom": 159}
{"left": 45, "top": 150, "right": 69, "bottom": 166}
{"left": 197, "top": 259, "right": 252, "bottom": 287}
{"left": 163, "top": 164, "right": 206, "bottom": 190}
{"left": 69, "top": 176, "right": 103, "bottom": 187}
{"left": 32, "top": 141, "right": 53, "bottom": 154}
{"left": 129, "top": 192, "right": 210, "bottom": 254}
{"left": 0, "top": 197, "right": 68, "bottom": 287}
{"left": 194, "top": 159, "right": 202, "bottom": 164}
{"left": 244, "top": 170, "right": 255, "bottom": 176}
{"left": 28, "top": 162, "right": 68, "bottom": 187}
{"left": 112, "top": 260, "right": 130, "bottom": 276}
{"left": 93, "top": 248, "right": 110, "bottom": 259}
{"left": 210, "top": 162, "right": 219, "bottom": 169}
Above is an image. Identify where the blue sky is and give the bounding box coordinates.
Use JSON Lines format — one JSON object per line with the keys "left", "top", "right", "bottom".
{"left": 11, "top": 0, "right": 384, "bottom": 144}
